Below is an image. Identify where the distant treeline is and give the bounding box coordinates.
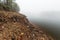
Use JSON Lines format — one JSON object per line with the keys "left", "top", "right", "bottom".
{"left": 0, "top": 0, "right": 19, "bottom": 12}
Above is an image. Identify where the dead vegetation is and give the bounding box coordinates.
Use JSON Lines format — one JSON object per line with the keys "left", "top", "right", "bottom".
{"left": 0, "top": 11, "right": 55, "bottom": 40}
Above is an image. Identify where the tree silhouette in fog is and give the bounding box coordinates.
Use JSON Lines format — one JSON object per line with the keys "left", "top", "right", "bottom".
{"left": 0, "top": 0, "right": 19, "bottom": 12}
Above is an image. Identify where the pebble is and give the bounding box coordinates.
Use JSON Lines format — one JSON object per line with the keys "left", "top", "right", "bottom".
{"left": 27, "top": 26, "right": 29, "bottom": 27}
{"left": 33, "top": 34, "right": 35, "bottom": 36}
{"left": 2, "top": 26, "right": 4, "bottom": 28}
{"left": 29, "top": 36, "right": 30, "bottom": 38}
{"left": 20, "top": 32, "right": 24, "bottom": 35}
{"left": 40, "top": 37, "right": 45, "bottom": 40}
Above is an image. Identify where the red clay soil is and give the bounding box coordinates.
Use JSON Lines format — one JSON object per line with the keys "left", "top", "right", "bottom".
{"left": 0, "top": 11, "right": 55, "bottom": 40}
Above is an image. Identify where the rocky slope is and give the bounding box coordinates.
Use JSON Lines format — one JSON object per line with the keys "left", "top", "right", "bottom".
{"left": 0, "top": 11, "right": 54, "bottom": 40}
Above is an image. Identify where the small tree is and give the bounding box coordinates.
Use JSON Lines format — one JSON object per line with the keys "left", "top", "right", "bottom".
{"left": 12, "top": 2, "right": 20, "bottom": 12}
{"left": 0, "top": 0, "right": 20, "bottom": 12}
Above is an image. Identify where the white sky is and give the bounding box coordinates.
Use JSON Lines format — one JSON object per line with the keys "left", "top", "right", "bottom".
{"left": 16, "top": 0, "right": 60, "bottom": 13}
{"left": 16, "top": 0, "right": 60, "bottom": 22}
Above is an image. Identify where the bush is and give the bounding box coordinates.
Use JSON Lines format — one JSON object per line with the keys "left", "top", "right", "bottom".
{"left": 0, "top": 0, "right": 20, "bottom": 12}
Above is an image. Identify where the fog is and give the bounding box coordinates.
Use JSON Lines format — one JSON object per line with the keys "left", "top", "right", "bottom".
{"left": 16, "top": 0, "right": 60, "bottom": 40}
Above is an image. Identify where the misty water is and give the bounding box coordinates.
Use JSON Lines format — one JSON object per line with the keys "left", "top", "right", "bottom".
{"left": 21, "top": 11, "right": 60, "bottom": 40}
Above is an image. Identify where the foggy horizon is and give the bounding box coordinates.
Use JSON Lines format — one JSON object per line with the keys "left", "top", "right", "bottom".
{"left": 16, "top": 0, "right": 60, "bottom": 40}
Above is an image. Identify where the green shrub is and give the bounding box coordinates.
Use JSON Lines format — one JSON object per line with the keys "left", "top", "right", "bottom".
{"left": 0, "top": 0, "right": 20, "bottom": 12}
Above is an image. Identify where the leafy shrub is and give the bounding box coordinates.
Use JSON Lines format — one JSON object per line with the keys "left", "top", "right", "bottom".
{"left": 0, "top": 0, "right": 20, "bottom": 12}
